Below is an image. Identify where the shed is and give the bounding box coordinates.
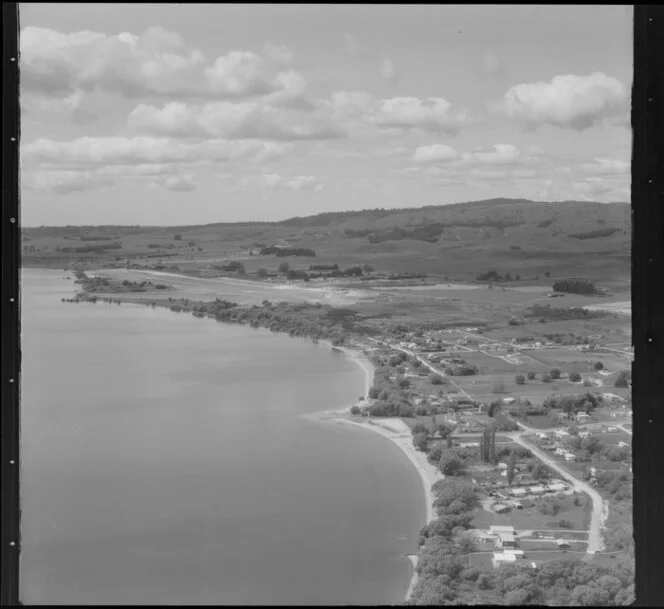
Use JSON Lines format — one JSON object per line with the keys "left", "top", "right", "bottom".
{"left": 489, "top": 525, "right": 517, "bottom": 535}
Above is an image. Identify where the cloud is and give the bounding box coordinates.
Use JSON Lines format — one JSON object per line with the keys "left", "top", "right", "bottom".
{"left": 154, "top": 174, "right": 197, "bottom": 192}
{"left": 262, "top": 173, "right": 322, "bottom": 191}
{"left": 413, "top": 144, "right": 459, "bottom": 163}
{"left": 498, "top": 72, "right": 629, "bottom": 130}
{"left": 22, "top": 136, "right": 281, "bottom": 167}
{"left": 128, "top": 100, "right": 346, "bottom": 142}
{"left": 374, "top": 97, "right": 470, "bottom": 135}
{"left": 580, "top": 158, "right": 630, "bottom": 176}
{"left": 22, "top": 169, "right": 114, "bottom": 195}
{"left": 460, "top": 144, "right": 520, "bottom": 165}
{"left": 380, "top": 58, "right": 398, "bottom": 84}
{"left": 20, "top": 26, "right": 302, "bottom": 103}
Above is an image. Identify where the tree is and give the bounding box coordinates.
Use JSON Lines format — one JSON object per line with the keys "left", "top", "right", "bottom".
{"left": 614, "top": 370, "right": 630, "bottom": 388}
{"left": 350, "top": 405, "right": 362, "bottom": 415}
{"left": 506, "top": 452, "right": 517, "bottom": 487}
{"left": 515, "top": 374, "right": 526, "bottom": 385}
{"left": 257, "top": 267, "right": 269, "bottom": 278}
{"left": 594, "top": 362, "right": 604, "bottom": 371}
{"left": 413, "top": 432, "right": 428, "bottom": 452}
{"left": 437, "top": 423, "right": 454, "bottom": 439}
{"left": 173, "top": 234, "right": 182, "bottom": 240}
{"left": 278, "top": 261, "right": 290, "bottom": 274}
{"left": 439, "top": 450, "right": 464, "bottom": 475}
{"left": 362, "top": 264, "right": 374, "bottom": 276}
{"left": 569, "top": 372, "right": 582, "bottom": 382}
{"left": 397, "top": 376, "right": 410, "bottom": 389}
{"left": 541, "top": 372, "right": 551, "bottom": 383}
{"left": 430, "top": 373, "right": 444, "bottom": 385}
{"left": 532, "top": 462, "right": 550, "bottom": 480}
{"left": 527, "top": 371, "right": 536, "bottom": 380}
{"left": 550, "top": 368, "right": 561, "bottom": 380}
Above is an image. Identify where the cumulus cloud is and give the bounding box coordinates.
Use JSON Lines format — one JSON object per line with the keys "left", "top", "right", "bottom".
{"left": 499, "top": 72, "right": 629, "bottom": 130}
{"left": 20, "top": 25, "right": 305, "bottom": 103}
{"left": 460, "top": 144, "right": 520, "bottom": 165}
{"left": 262, "top": 173, "right": 322, "bottom": 191}
{"left": 580, "top": 158, "right": 630, "bottom": 176}
{"left": 412, "top": 144, "right": 459, "bottom": 163}
{"left": 154, "top": 174, "right": 197, "bottom": 192}
{"left": 22, "top": 169, "right": 114, "bottom": 195}
{"left": 127, "top": 100, "right": 345, "bottom": 141}
{"left": 374, "top": 97, "right": 470, "bottom": 135}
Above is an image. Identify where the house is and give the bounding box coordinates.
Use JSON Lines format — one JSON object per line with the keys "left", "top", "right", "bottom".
{"left": 503, "top": 549, "right": 526, "bottom": 559}
{"left": 510, "top": 487, "right": 528, "bottom": 497}
{"left": 548, "top": 482, "right": 567, "bottom": 493}
{"left": 492, "top": 553, "right": 517, "bottom": 568}
{"left": 497, "top": 462, "right": 509, "bottom": 470}
{"left": 554, "top": 430, "right": 570, "bottom": 439}
{"left": 493, "top": 503, "right": 511, "bottom": 514}
{"left": 578, "top": 431, "right": 591, "bottom": 439}
{"left": 489, "top": 525, "right": 517, "bottom": 536}
{"left": 529, "top": 485, "right": 547, "bottom": 495}
{"left": 563, "top": 452, "right": 576, "bottom": 462}
{"left": 496, "top": 533, "right": 518, "bottom": 549}
{"left": 536, "top": 432, "right": 550, "bottom": 440}
{"left": 618, "top": 441, "right": 629, "bottom": 448}
{"left": 502, "top": 397, "right": 516, "bottom": 405}
{"left": 554, "top": 447, "right": 567, "bottom": 456}
{"left": 577, "top": 413, "right": 591, "bottom": 423}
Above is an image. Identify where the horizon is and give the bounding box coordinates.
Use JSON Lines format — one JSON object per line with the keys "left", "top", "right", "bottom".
{"left": 19, "top": 4, "right": 632, "bottom": 226}
{"left": 21, "top": 196, "right": 631, "bottom": 229}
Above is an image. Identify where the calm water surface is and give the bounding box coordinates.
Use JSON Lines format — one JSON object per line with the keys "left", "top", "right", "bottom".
{"left": 20, "top": 269, "right": 425, "bottom": 605}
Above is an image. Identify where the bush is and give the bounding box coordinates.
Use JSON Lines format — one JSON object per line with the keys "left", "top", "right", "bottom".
{"left": 527, "top": 371, "right": 536, "bottom": 380}
{"left": 614, "top": 371, "right": 630, "bottom": 388}
{"left": 430, "top": 373, "right": 444, "bottom": 385}
{"left": 257, "top": 267, "right": 269, "bottom": 278}
{"left": 550, "top": 368, "right": 561, "bottom": 380}
{"left": 350, "top": 405, "right": 362, "bottom": 415}
{"left": 173, "top": 234, "right": 182, "bottom": 240}
{"left": 569, "top": 372, "right": 582, "bottom": 382}
{"left": 541, "top": 373, "right": 551, "bottom": 383}
{"left": 368, "top": 386, "right": 380, "bottom": 399}
{"left": 412, "top": 423, "right": 428, "bottom": 435}
{"left": 515, "top": 374, "right": 526, "bottom": 385}
{"left": 583, "top": 379, "right": 593, "bottom": 387}
{"left": 397, "top": 376, "right": 410, "bottom": 389}
{"left": 558, "top": 519, "right": 572, "bottom": 529}
{"left": 413, "top": 432, "right": 428, "bottom": 452}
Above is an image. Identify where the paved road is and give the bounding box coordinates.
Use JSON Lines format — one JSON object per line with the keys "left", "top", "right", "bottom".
{"left": 370, "top": 338, "right": 608, "bottom": 554}
{"left": 509, "top": 422, "right": 606, "bottom": 554}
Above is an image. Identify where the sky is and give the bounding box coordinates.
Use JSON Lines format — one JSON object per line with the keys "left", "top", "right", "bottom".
{"left": 19, "top": 4, "right": 633, "bottom": 226}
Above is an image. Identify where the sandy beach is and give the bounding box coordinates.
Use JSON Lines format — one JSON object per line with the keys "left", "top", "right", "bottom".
{"left": 305, "top": 343, "right": 443, "bottom": 602}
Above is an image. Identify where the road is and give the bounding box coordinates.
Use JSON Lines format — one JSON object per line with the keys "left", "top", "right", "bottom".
{"left": 370, "top": 337, "right": 609, "bottom": 554}
{"left": 509, "top": 421, "right": 606, "bottom": 554}
{"left": 367, "top": 337, "right": 473, "bottom": 399}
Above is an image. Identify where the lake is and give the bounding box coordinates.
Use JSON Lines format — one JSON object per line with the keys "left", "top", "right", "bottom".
{"left": 19, "top": 269, "right": 425, "bottom": 605}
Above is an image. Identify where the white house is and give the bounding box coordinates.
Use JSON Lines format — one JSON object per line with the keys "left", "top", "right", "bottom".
{"left": 548, "top": 482, "right": 567, "bottom": 493}
{"left": 489, "top": 525, "right": 517, "bottom": 536}
{"left": 563, "top": 452, "right": 576, "bottom": 462}
{"left": 529, "top": 485, "right": 547, "bottom": 495}
{"left": 554, "top": 430, "right": 570, "bottom": 439}
{"left": 492, "top": 553, "right": 517, "bottom": 568}
{"left": 503, "top": 549, "right": 526, "bottom": 559}
{"left": 510, "top": 487, "right": 528, "bottom": 497}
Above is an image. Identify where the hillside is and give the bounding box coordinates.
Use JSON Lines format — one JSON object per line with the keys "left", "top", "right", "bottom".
{"left": 22, "top": 198, "right": 630, "bottom": 289}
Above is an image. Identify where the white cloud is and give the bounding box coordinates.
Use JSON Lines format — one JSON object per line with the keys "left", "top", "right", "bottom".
{"left": 461, "top": 144, "right": 520, "bottom": 165}
{"left": 262, "top": 173, "right": 322, "bottom": 191}
{"left": 580, "top": 158, "right": 630, "bottom": 176}
{"left": 374, "top": 97, "right": 469, "bottom": 135}
{"left": 155, "top": 174, "right": 198, "bottom": 192}
{"left": 22, "top": 169, "right": 114, "bottom": 194}
{"left": 20, "top": 26, "right": 302, "bottom": 103}
{"left": 380, "top": 58, "right": 398, "bottom": 84}
{"left": 127, "top": 100, "right": 345, "bottom": 142}
{"left": 499, "top": 72, "right": 629, "bottom": 130}
{"left": 413, "top": 144, "right": 459, "bottom": 163}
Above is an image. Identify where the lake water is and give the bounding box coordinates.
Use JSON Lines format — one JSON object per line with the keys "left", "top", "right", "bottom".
{"left": 19, "top": 269, "right": 425, "bottom": 605}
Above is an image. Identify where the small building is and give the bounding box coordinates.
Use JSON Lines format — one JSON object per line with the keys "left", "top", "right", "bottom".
{"left": 577, "top": 413, "right": 591, "bottom": 423}
{"left": 503, "top": 549, "right": 526, "bottom": 559}
{"left": 493, "top": 503, "right": 511, "bottom": 514}
{"left": 496, "top": 533, "right": 518, "bottom": 549}
{"left": 529, "top": 485, "right": 547, "bottom": 495}
{"left": 510, "top": 487, "right": 528, "bottom": 497}
{"left": 563, "top": 452, "right": 576, "bottom": 462}
{"left": 536, "top": 432, "right": 550, "bottom": 440}
{"left": 497, "top": 462, "right": 508, "bottom": 470}
{"left": 492, "top": 553, "right": 517, "bottom": 568}
{"left": 489, "top": 525, "right": 517, "bottom": 536}
{"left": 554, "top": 430, "right": 570, "bottom": 439}
{"left": 548, "top": 482, "right": 567, "bottom": 493}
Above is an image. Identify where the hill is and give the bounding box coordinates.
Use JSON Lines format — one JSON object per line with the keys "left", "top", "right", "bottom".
{"left": 22, "top": 198, "right": 630, "bottom": 289}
